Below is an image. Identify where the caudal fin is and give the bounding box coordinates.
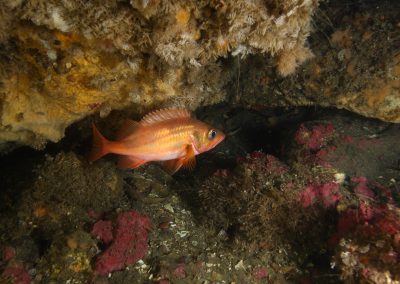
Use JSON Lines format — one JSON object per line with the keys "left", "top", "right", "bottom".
{"left": 89, "top": 123, "right": 111, "bottom": 162}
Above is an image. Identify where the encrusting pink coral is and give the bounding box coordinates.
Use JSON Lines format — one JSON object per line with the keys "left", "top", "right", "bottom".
{"left": 295, "top": 123, "right": 335, "bottom": 151}
{"left": 238, "top": 151, "right": 289, "bottom": 177}
{"left": 91, "top": 220, "right": 113, "bottom": 245}
{"left": 172, "top": 263, "right": 186, "bottom": 279}
{"left": 2, "top": 246, "right": 16, "bottom": 263}
{"left": 1, "top": 265, "right": 31, "bottom": 284}
{"left": 351, "top": 177, "right": 375, "bottom": 200}
{"left": 331, "top": 190, "right": 400, "bottom": 282}
{"left": 330, "top": 195, "right": 400, "bottom": 247}
{"left": 253, "top": 267, "right": 268, "bottom": 279}
{"left": 299, "top": 182, "right": 341, "bottom": 208}
{"left": 93, "top": 211, "right": 152, "bottom": 276}
{"left": 1, "top": 246, "right": 31, "bottom": 284}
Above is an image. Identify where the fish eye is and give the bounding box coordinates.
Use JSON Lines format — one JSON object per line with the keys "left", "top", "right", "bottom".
{"left": 208, "top": 129, "right": 217, "bottom": 140}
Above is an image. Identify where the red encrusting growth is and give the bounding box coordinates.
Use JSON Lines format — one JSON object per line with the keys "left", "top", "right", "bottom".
{"left": 91, "top": 220, "right": 113, "bottom": 245}
{"left": 253, "top": 267, "right": 268, "bottom": 279}
{"left": 1, "top": 245, "right": 31, "bottom": 284}
{"left": 239, "top": 151, "right": 289, "bottom": 177}
{"left": 352, "top": 177, "right": 375, "bottom": 200}
{"left": 1, "top": 265, "right": 31, "bottom": 284}
{"left": 94, "top": 211, "right": 152, "bottom": 276}
{"left": 299, "top": 182, "right": 341, "bottom": 208}
{"left": 330, "top": 201, "right": 400, "bottom": 247}
{"left": 294, "top": 123, "right": 335, "bottom": 151}
{"left": 2, "top": 246, "right": 16, "bottom": 262}
{"left": 294, "top": 123, "right": 338, "bottom": 167}
{"left": 173, "top": 263, "right": 186, "bottom": 279}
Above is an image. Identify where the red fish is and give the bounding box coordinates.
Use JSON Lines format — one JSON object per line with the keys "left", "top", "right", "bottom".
{"left": 89, "top": 108, "right": 225, "bottom": 174}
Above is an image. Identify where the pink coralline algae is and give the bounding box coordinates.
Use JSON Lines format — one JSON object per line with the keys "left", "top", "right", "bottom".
{"left": 173, "top": 263, "right": 186, "bottom": 279}
{"left": 1, "top": 245, "right": 31, "bottom": 284}
{"left": 2, "top": 246, "right": 16, "bottom": 262}
{"left": 330, "top": 201, "right": 400, "bottom": 247}
{"left": 295, "top": 123, "right": 335, "bottom": 151}
{"left": 253, "top": 267, "right": 268, "bottom": 279}
{"left": 352, "top": 177, "right": 375, "bottom": 200}
{"left": 94, "top": 211, "right": 152, "bottom": 276}
{"left": 240, "top": 151, "right": 288, "bottom": 176}
{"left": 332, "top": 197, "right": 400, "bottom": 282}
{"left": 299, "top": 182, "right": 341, "bottom": 208}
{"left": 330, "top": 177, "right": 399, "bottom": 243}
{"left": 91, "top": 220, "right": 113, "bottom": 245}
{"left": 1, "top": 264, "right": 31, "bottom": 284}
{"left": 294, "top": 123, "right": 337, "bottom": 167}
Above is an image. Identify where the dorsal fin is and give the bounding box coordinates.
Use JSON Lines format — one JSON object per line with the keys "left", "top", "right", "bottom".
{"left": 116, "top": 119, "right": 140, "bottom": 140}
{"left": 140, "top": 108, "right": 191, "bottom": 126}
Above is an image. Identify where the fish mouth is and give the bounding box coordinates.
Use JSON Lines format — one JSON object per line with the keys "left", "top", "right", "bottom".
{"left": 219, "top": 132, "right": 226, "bottom": 142}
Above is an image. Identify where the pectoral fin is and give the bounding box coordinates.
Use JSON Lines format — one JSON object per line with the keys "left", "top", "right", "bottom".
{"left": 181, "top": 145, "right": 196, "bottom": 171}
{"left": 118, "top": 156, "right": 146, "bottom": 169}
{"left": 162, "top": 145, "right": 197, "bottom": 175}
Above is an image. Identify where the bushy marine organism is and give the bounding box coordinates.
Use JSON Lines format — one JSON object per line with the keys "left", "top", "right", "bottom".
{"left": 198, "top": 151, "right": 335, "bottom": 255}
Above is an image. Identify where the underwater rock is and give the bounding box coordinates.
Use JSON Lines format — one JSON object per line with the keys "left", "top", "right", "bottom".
{"left": 0, "top": 0, "right": 316, "bottom": 149}
{"left": 233, "top": 0, "right": 400, "bottom": 123}
{"left": 1, "top": 106, "right": 399, "bottom": 283}
{"left": 1, "top": 0, "right": 398, "bottom": 152}
{"left": 288, "top": 115, "right": 400, "bottom": 180}
{"left": 193, "top": 109, "right": 400, "bottom": 282}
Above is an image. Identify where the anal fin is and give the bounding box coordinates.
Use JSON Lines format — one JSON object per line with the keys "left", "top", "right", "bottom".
{"left": 118, "top": 156, "right": 146, "bottom": 169}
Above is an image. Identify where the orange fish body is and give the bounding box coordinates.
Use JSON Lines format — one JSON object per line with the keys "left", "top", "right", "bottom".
{"left": 89, "top": 108, "right": 225, "bottom": 174}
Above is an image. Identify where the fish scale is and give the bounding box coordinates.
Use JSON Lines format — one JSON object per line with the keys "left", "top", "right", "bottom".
{"left": 136, "top": 123, "right": 195, "bottom": 153}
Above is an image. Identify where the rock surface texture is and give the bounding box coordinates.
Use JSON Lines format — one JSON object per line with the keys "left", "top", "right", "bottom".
{"left": 0, "top": 0, "right": 399, "bottom": 151}
{"left": 0, "top": 0, "right": 317, "bottom": 149}
{"left": 233, "top": 1, "right": 400, "bottom": 123}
